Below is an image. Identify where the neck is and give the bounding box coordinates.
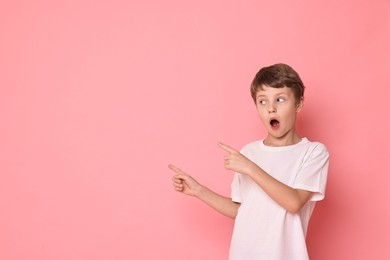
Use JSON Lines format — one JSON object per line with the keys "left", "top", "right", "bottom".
{"left": 264, "top": 131, "right": 302, "bottom": 147}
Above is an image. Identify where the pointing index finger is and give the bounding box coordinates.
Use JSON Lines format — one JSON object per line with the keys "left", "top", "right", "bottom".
{"left": 168, "top": 164, "right": 184, "bottom": 174}
{"left": 218, "top": 142, "right": 238, "bottom": 154}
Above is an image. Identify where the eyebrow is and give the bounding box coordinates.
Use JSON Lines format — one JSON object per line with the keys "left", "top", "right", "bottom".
{"left": 256, "top": 92, "right": 288, "bottom": 99}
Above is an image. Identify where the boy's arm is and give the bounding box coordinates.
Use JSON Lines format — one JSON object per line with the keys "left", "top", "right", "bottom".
{"left": 218, "top": 143, "right": 313, "bottom": 214}
{"left": 247, "top": 167, "right": 313, "bottom": 214}
{"left": 168, "top": 165, "right": 240, "bottom": 219}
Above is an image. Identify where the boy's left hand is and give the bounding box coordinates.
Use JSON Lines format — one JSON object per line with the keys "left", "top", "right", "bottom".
{"left": 218, "top": 142, "right": 257, "bottom": 176}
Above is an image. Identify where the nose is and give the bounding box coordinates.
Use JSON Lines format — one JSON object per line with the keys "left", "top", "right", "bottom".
{"left": 268, "top": 103, "right": 276, "bottom": 113}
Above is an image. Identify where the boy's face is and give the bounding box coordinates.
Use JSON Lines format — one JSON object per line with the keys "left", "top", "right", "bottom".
{"left": 255, "top": 85, "right": 303, "bottom": 144}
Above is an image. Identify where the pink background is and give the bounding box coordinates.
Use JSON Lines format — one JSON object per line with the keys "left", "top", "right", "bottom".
{"left": 1, "top": 1, "right": 389, "bottom": 259}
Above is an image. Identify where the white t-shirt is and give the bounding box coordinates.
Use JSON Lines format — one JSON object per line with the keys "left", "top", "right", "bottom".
{"left": 229, "top": 138, "right": 329, "bottom": 260}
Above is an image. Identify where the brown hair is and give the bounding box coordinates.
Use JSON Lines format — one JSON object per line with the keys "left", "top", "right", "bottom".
{"left": 250, "top": 63, "right": 305, "bottom": 103}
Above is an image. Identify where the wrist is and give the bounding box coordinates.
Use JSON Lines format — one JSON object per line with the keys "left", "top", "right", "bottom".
{"left": 194, "top": 184, "right": 207, "bottom": 199}
{"left": 247, "top": 162, "right": 260, "bottom": 178}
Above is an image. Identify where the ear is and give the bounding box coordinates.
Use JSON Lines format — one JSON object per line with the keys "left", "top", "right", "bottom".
{"left": 296, "top": 97, "right": 304, "bottom": 112}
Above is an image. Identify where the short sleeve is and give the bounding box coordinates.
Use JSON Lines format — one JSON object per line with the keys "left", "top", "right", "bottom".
{"left": 293, "top": 143, "right": 330, "bottom": 201}
{"left": 231, "top": 173, "right": 242, "bottom": 203}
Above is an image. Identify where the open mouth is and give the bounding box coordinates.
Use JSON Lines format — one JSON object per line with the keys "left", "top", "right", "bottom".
{"left": 270, "top": 119, "right": 280, "bottom": 129}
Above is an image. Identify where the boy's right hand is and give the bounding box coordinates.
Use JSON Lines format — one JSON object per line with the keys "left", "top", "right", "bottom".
{"left": 168, "top": 164, "right": 201, "bottom": 197}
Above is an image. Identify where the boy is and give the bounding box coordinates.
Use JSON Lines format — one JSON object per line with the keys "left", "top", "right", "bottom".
{"left": 169, "top": 63, "right": 329, "bottom": 260}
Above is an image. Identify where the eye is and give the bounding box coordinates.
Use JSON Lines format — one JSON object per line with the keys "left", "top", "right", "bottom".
{"left": 276, "top": 98, "right": 285, "bottom": 103}
{"left": 259, "top": 100, "right": 267, "bottom": 105}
